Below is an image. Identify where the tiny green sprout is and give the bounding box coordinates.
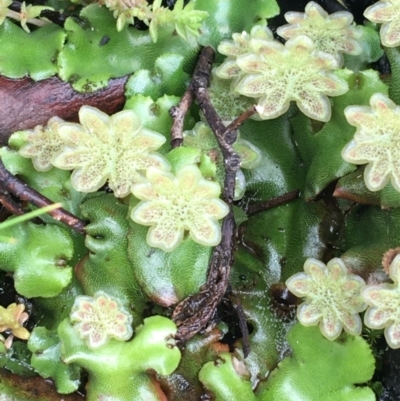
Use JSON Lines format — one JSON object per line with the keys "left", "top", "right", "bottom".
{"left": 52, "top": 105, "right": 170, "bottom": 197}
{"left": 4, "top": 1, "right": 53, "bottom": 32}
{"left": 0, "top": 303, "right": 30, "bottom": 349}
{"left": 19, "top": 117, "right": 65, "bottom": 172}
{"left": 364, "top": 0, "right": 400, "bottom": 47}
{"left": 277, "top": 1, "right": 362, "bottom": 66}
{"left": 101, "top": 0, "right": 207, "bottom": 42}
{"left": 130, "top": 165, "right": 229, "bottom": 252}
{"left": 149, "top": 0, "right": 207, "bottom": 42}
{"left": 147, "top": 0, "right": 166, "bottom": 42}
{"left": 15, "top": 2, "right": 53, "bottom": 32}
{"left": 70, "top": 291, "right": 133, "bottom": 349}
{"left": 234, "top": 35, "right": 349, "bottom": 121}
{"left": 171, "top": 0, "right": 208, "bottom": 42}
{"left": 362, "top": 254, "right": 400, "bottom": 349}
{"left": 362, "top": 326, "right": 383, "bottom": 347}
{"left": 342, "top": 93, "right": 400, "bottom": 192}
{"left": 286, "top": 258, "right": 367, "bottom": 341}
{"left": 103, "top": 0, "right": 149, "bottom": 33}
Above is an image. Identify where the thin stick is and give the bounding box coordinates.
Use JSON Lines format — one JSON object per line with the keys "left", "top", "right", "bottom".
{"left": 169, "top": 89, "right": 194, "bottom": 149}
{"left": 0, "top": 183, "right": 24, "bottom": 216}
{"left": 246, "top": 190, "right": 299, "bottom": 217}
{"left": 225, "top": 107, "right": 256, "bottom": 133}
{"left": 0, "top": 160, "right": 86, "bottom": 234}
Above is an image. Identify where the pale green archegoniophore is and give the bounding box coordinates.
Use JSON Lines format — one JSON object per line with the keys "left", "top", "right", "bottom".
{"left": 18, "top": 117, "right": 65, "bottom": 172}
{"left": 217, "top": 24, "right": 274, "bottom": 58}
{"left": 131, "top": 165, "right": 229, "bottom": 252}
{"left": 362, "top": 254, "right": 400, "bottom": 349}
{"left": 70, "top": 291, "right": 133, "bottom": 350}
{"left": 234, "top": 35, "right": 349, "bottom": 122}
{"left": 216, "top": 24, "right": 275, "bottom": 83}
{"left": 286, "top": 257, "right": 367, "bottom": 341}
{"left": 342, "top": 93, "right": 400, "bottom": 192}
{"left": 52, "top": 105, "right": 170, "bottom": 198}
{"left": 364, "top": 0, "right": 400, "bottom": 47}
{"left": 277, "top": 1, "right": 362, "bottom": 66}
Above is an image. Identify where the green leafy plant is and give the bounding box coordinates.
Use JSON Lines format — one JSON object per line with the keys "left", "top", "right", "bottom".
{"left": 2, "top": 0, "right": 400, "bottom": 400}
{"left": 199, "top": 324, "right": 376, "bottom": 401}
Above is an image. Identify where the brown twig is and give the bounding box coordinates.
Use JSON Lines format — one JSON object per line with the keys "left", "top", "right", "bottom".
{"left": 169, "top": 45, "right": 221, "bottom": 149}
{"left": 172, "top": 47, "right": 254, "bottom": 347}
{"left": 173, "top": 214, "right": 236, "bottom": 342}
{"left": 0, "top": 183, "right": 25, "bottom": 216}
{"left": 169, "top": 89, "right": 194, "bottom": 149}
{"left": 226, "top": 107, "right": 256, "bottom": 133}
{"left": 0, "top": 160, "right": 86, "bottom": 234}
{"left": 246, "top": 189, "right": 300, "bottom": 217}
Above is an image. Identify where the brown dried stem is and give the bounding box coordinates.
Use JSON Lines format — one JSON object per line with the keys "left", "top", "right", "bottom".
{"left": 0, "top": 160, "right": 86, "bottom": 234}
{"left": 246, "top": 189, "right": 299, "bottom": 217}
{"left": 172, "top": 47, "right": 253, "bottom": 349}
{"left": 0, "top": 183, "right": 25, "bottom": 216}
{"left": 226, "top": 106, "right": 256, "bottom": 133}
{"left": 169, "top": 89, "right": 194, "bottom": 149}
